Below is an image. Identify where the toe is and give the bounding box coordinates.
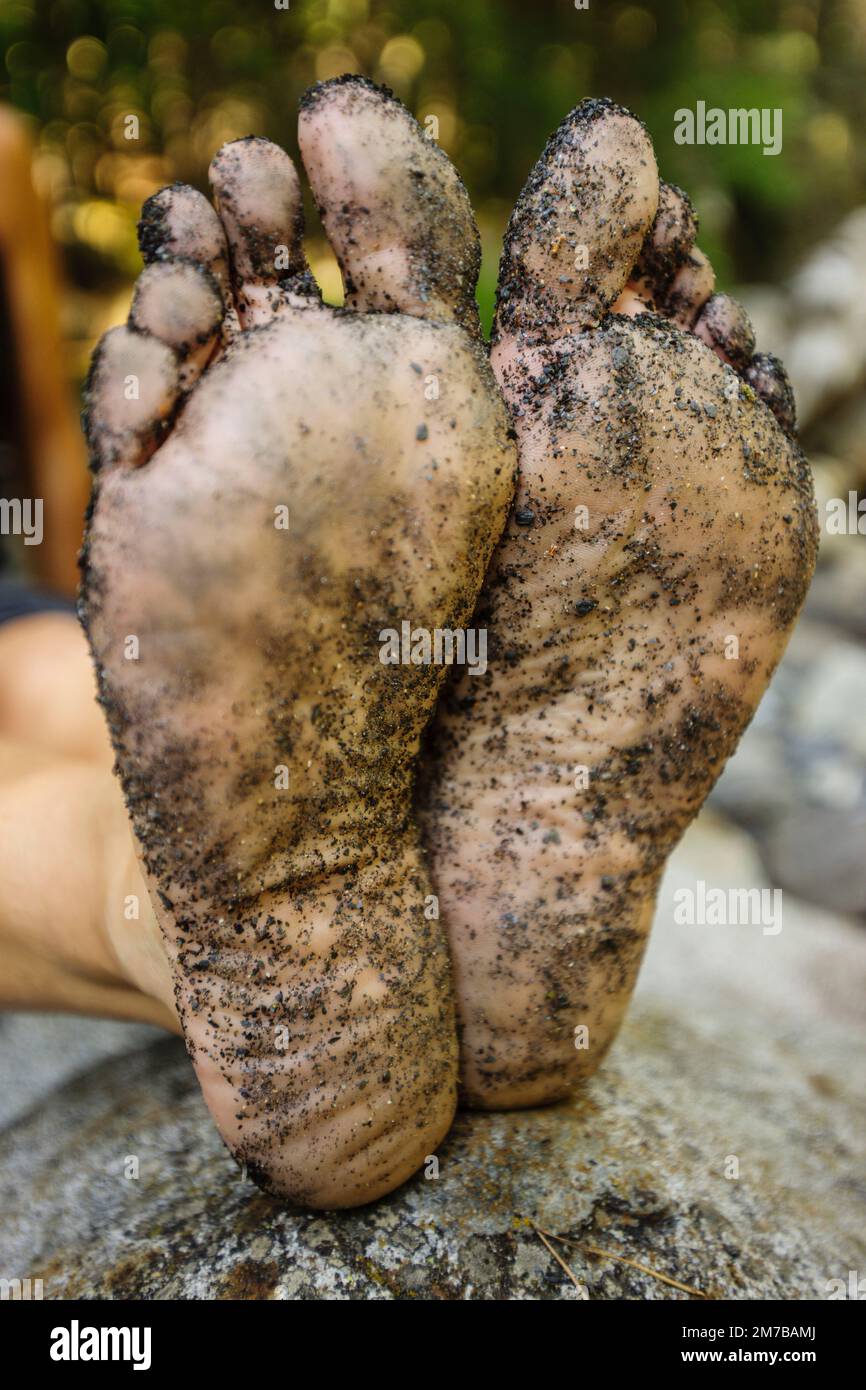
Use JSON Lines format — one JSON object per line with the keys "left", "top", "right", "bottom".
{"left": 694, "top": 291, "right": 756, "bottom": 369}
{"left": 139, "top": 182, "right": 231, "bottom": 302}
{"left": 630, "top": 180, "right": 699, "bottom": 307}
{"left": 84, "top": 250, "right": 226, "bottom": 471}
{"left": 298, "top": 75, "right": 481, "bottom": 333}
{"left": 129, "top": 260, "right": 223, "bottom": 390}
{"left": 83, "top": 326, "right": 181, "bottom": 472}
{"left": 665, "top": 247, "right": 716, "bottom": 327}
{"left": 745, "top": 351, "right": 797, "bottom": 435}
{"left": 208, "top": 135, "right": 321, "bottom": 327}
{"left": 494, "top": 97, "right": 658, "bottom": 343}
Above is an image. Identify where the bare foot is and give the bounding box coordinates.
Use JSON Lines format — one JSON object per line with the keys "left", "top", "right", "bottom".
{"left": 80, "top": 78, "right": 514, "bottom": 1206}
{"left": 420, "top": 99, "right": 817, "bottom": 1109}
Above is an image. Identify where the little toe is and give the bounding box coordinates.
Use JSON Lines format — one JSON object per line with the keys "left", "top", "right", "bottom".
{"left": 83, "top": 326, "right": 181, "bottom": 472}
{"left": 745, "top": 351, "right": 797, "bottom": 435}
{"left": 84, "top": 249, "right": 226, "bottom": 472}
{"left": 298, "top": 75, "right": 481, "bottom": 333}
{"left": 494, "top": 97, "right": 658, "bottom": 344}
{"left": 694, "top": 291, "right": 756, "bottom": 369}
{"left": 208, "top": 135, "right": 321, "bottom": 327}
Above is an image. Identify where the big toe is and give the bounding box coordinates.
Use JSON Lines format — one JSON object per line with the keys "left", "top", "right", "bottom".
{"left": 494, "top": 97, "right": 659, "bottom": 344}
{"left": 298, "top": 75, "right": 481, "bottom": 333}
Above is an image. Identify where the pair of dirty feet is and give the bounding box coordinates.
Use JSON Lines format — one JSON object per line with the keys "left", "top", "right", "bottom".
{"left": 81, "top": 77, "right": 816, "bottom": 1208}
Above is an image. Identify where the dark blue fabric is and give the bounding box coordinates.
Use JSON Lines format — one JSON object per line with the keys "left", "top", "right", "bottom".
{"left": 0, "top": 578, "right": 76, "bottom": 627}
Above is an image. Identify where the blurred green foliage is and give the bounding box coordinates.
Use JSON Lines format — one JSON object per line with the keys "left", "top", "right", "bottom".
{"left": 3, "top": 0, "right": 865, "bottom": 332}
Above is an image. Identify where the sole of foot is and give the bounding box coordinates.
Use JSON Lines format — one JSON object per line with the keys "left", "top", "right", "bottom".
{"left": 419, "top": 99, "right": 817, "bottom": 1110}
{"left": 81, "top": 77, "right": 514, "bottom": 1206}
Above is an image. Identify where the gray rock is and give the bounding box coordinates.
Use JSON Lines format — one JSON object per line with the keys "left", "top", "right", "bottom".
{"left": 794, "top": 641, "right": 866, "bottom": 759}
{"left": 0, "top": 1014, "right": 158, "bottom": 1130}
{"left": 1, "top": 816, "right": 864, "bottom": 1300}
{"left": 805, "top": 543, "right": 866, "bottom": 640}
{"left": 710, "top": 723, "right": 795, "bottom": 825}
{"left": 765, "top": 806, "right": 866, "bottom": 916}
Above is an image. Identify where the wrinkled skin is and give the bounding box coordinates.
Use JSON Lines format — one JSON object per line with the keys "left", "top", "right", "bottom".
{"left": 82, "top": 79, "right": 514, "bottom": 1207}
{"left": 421, "top": 100, "right": 815, "bottom": 1108}
{"left": 81, "top": 80, "right": 816, "bottom": 1205}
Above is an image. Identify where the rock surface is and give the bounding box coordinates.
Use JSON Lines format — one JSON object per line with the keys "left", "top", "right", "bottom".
{"left": 1, "top": 813, "right": 864, "bottom": 1301}
{"left": 711, "top": 611, "right": 866, "bottom": 916}
{"left": 766, "top": 807, "right": 866, "bottom": 916}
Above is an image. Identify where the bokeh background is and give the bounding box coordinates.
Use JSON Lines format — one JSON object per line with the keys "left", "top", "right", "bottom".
{"left": 3, "top": 0, "right": 866, "bottom": 349}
